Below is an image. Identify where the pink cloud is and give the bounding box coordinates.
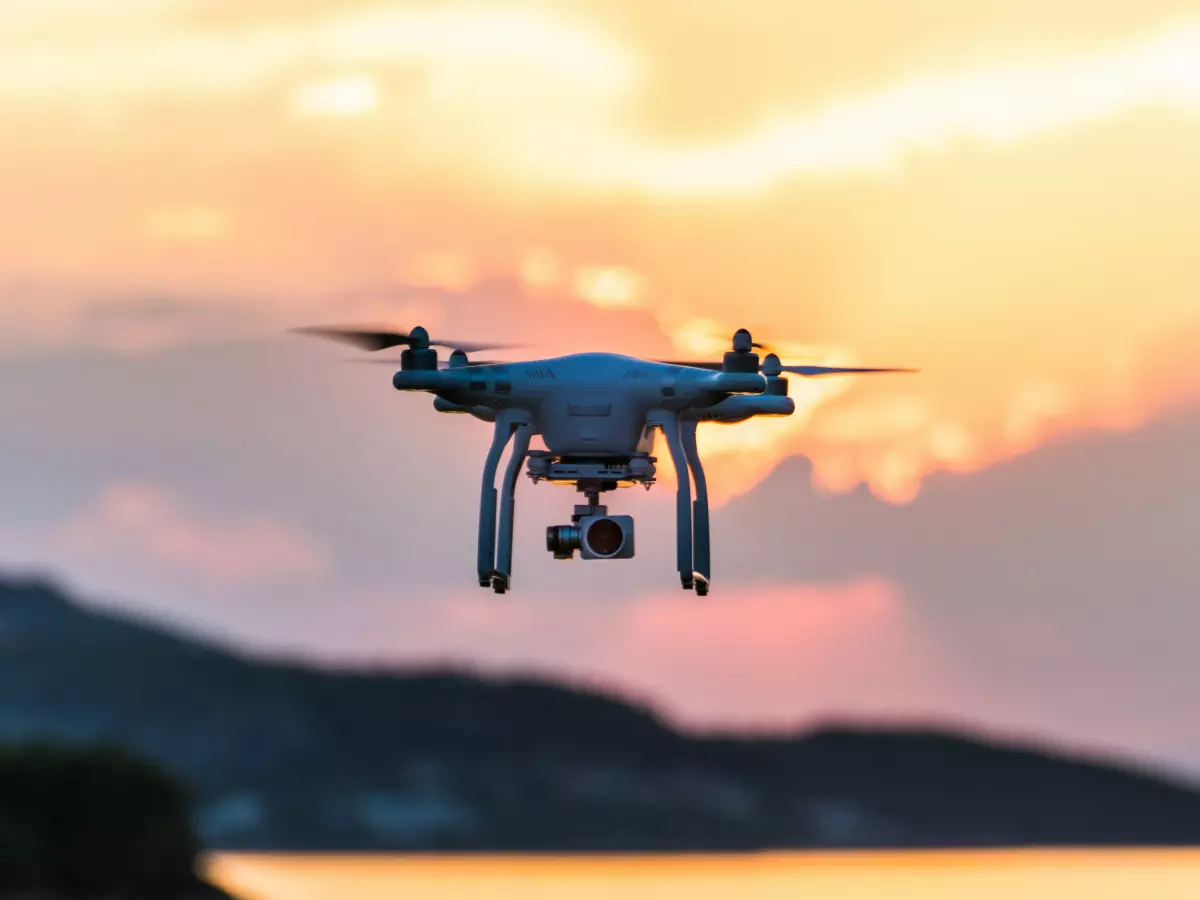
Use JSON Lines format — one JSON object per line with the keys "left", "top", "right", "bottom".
{"left": 589, "top": 579, "right": 963, "bottom": 730}
{"left": 323, "top": 578, "right": 966, "bottom": 733}
{"left": 57, "top": 483, "right": 328, "bottom": 587}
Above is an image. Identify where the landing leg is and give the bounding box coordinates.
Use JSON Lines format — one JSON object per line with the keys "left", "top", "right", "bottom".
{"left": 494, "top": 425, "right": 534, "bottom": 593}
{"left": 478, "top": 420, "right": 515, "bottom": 587}
{"left": 681, "top": 419, "right": 710, "bottom": 595}
{"left": 658, "top": 414, "right": 694, "bottom": 590}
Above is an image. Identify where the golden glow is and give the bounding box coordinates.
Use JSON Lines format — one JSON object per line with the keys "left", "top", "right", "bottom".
{"left": 15, "top": 7, "right": 1200, "bottom": 191}
{"left": 0, "top": 6, "right": 636, "bottom": 104}
{"left": 574, "top": 265, "right": 646, "bottom": 309}
{"left": 207, "top": 850, "right": 1200, "bottom": 900}
{"left": 588, "top": 21, "right": 1200, "bottom": 195}
{"left": 140, "top": 206, "right": 230, "bottom": 243}
{"left": 1004, "top": 380, "right": 1074, "bottom": 449}
{"left": 520, "top": 248, "right": 563, "bottom": 293}
{"left": 403, "top": 252, "right": 478, "bottom": 292}
{"left": 661, "top": 320, "right": 865, "bottom": 503}
{"left": 290, "top": 74, "right": 381, "bottom": 118}
{"left": 4, "top": 2, "right": 1200, "bottom": 503}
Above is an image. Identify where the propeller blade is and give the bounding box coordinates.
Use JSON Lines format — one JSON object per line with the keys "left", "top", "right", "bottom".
{"left": 341, "top": 358, "right": 506, "bottom": 368}
{"left": 443, "top": 359, "right": 507, "bottom": 369}
{"left": 656, "top": 358, "right": 918, "bottom": 377}
{"left": 292, "top": 326, "right": 414, "bottom": 351}
{"left": 291, "top": 325, "right": 519, "bottom": 354}
{"left": 434, "top": 339, "right": 522, "bottom": 354}
{"left": 779, "top": 365, "right": 919, "bottom": 377}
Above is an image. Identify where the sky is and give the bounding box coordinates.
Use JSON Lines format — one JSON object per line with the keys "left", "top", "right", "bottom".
{"left": 2, "top": 0, "right": 1200, "bottom": 776}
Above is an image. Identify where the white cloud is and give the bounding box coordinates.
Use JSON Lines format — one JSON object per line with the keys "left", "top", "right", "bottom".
{"left": 573, "top": 265, "right": 646, "bottom": 309}
{"left": 289, "top": 74, "right": 381, "bottom": 118}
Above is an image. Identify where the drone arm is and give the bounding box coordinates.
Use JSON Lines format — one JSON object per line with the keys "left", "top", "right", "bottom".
{"left": 494, "top": 424, "right": 534, "bottom": 592}
{"left": 681, "top": 419, "right": 710, "bottom": 593}
{"left": 651, "top": 411, "right": 694, "bottom": 590}
{"left": 706, "top": 371, "right": 767, "bottom": 394}
{"left": 392, "top": 370, "right": 446, "bottom": 392}
{"left": 698, "top": 393, "right": 794, "bottom": 423}
{"left": 433, "top": 396, "right": 497, "bottom": 421}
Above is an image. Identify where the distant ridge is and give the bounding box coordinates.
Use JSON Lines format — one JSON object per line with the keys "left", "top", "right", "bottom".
{"left": 3, "top": 573, "right": 1199, "bottom": 852}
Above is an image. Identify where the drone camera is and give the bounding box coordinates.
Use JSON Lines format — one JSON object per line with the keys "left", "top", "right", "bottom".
{"left": 580, "top": 515, "right": 634, "bottom": 559}
{"left": 545, "top": 516, "right": 635, "bottom": 560}
{"left": 546, "top": 524, "right": 581, "bottom": 559}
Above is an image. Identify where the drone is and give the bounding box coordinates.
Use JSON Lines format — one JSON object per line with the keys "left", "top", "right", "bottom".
{"left": 295, "top": 324, "right": 915, "bottom": 595}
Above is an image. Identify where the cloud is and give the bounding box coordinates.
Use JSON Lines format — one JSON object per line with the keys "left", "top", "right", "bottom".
{"left": 15, "top": 3, "right": 1200, "bottom": 194}
{"left": 5, "top": 1, "right": 1200, "bottom": 508}
{"left": 0, "top": 286, "right": 278, "bottom": 355}
{"left": 140, "top": 205, "right": 231, "bottom": 243}
{"left": 708, "top": 401, "right": 1200, "bottom": 772}
{"left": 5, "top": 0, "right": 1200, "bottom": 703}
{"left": 55, "top": 483, "right": 329, "bottom": 587}
{"left": 573, "top": 265, "right": 647, "bottom": 309}
{"left": 314, "top": 577, "right": 965, "bottom": 733}
{"left": 0, "top": 4, "right": 637, "bottom": 117}
{"left": 578, "top": 19, "right": 1200, "bottom": 194}
{"left": 289, "top": 74, "right": 382, "bottom": 118}
{"left": 588, "top": 579, "right": 960, "bottom": 730}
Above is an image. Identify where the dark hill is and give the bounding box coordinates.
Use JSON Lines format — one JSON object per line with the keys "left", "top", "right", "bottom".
{"left": 2, "top": 573, "right": 1199, "bottom": 851}
{"left": 0, "top": 742, "right": 233, "bottom": 899}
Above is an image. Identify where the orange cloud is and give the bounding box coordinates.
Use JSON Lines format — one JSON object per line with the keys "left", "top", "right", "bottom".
{"left": 289, "top": 74, "right": 381, "bottom": 118}
{"left": 140, "top": 205, "right": 231, "bottom": 243}
{"left": 574, "top": 265, "right": 646, "bottom": 309}
{"left": 3, "top": 1, "right": 1200, "bottom": 507}
{"left": 57, "top": 484, "right": 329, "bottom": 586}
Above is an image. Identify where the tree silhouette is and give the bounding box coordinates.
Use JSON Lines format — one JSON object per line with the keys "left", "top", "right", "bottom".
{"left": 0, "top": 741, "right": 224, "bottom": 897}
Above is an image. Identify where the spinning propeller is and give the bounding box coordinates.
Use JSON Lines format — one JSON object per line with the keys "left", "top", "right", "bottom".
{"left": 657, "top": 355, "right": 919, "bottom": 377}
{"left": 658, "top": 328, "right": 917, "bottom": 378}
{"left": 291, "top": 324, "right": 517, "bottom": 367}
{"left": 343, "top": 354, "right": 506, "bottom": 369}
{"left": 291, "top": 324, "right": 517, "bottom": 354}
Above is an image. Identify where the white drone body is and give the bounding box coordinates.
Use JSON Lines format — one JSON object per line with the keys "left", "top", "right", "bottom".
{"left": 297, "top": 325, "right": 914, "bottom": 595}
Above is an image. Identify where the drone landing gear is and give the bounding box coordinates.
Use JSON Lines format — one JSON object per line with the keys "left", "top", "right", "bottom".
{"left": 657, "top": 414, "right": 694, "bottom": 590}
{"left": 493, "top": 424, "right": 532, "bottom": 594}
{"left": 681, "top": 419, "right": 711, "bottom": 594}
{"left": 477, "top": 415, "right": 534, "bottom": 594}
{"left": 478, "top": 411, "right": 710, "bottom": 594}
{"left": 651, "top": 412, "right": 712, "bottom": 595}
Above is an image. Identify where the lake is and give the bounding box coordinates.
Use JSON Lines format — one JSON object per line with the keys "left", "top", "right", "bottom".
{"left": 207, "top": 849, "right": 1200, "bottom": 899}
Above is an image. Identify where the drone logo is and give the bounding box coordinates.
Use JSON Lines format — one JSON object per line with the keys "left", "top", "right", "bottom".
{"left": 295, "top": 324, "right": 915, "bottom": 595}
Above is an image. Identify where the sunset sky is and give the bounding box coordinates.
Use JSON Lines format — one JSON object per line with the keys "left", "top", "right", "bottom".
{"left": 2, "top": 1, "right": 1199, "bottom": 776}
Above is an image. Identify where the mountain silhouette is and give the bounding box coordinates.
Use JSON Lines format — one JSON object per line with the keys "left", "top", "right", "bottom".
{"left": 2, "top": 573, "right": 1199, "bottom": 851}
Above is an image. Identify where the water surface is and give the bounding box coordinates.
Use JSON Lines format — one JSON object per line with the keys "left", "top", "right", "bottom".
{"left": 207, "top": 849, "right": 1200, "bottom": 899}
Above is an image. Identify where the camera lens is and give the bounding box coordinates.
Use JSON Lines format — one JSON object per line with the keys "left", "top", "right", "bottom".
{"left": 585, "top": 518, "right": 625, "bottom": 557}
{"left": 546, "top": 525, "right": 581, "bottom": 559}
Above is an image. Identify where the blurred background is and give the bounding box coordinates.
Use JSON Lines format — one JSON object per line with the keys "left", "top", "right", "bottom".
{"left": 3, "top": 1, "right": 1200, "bottom": 894}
